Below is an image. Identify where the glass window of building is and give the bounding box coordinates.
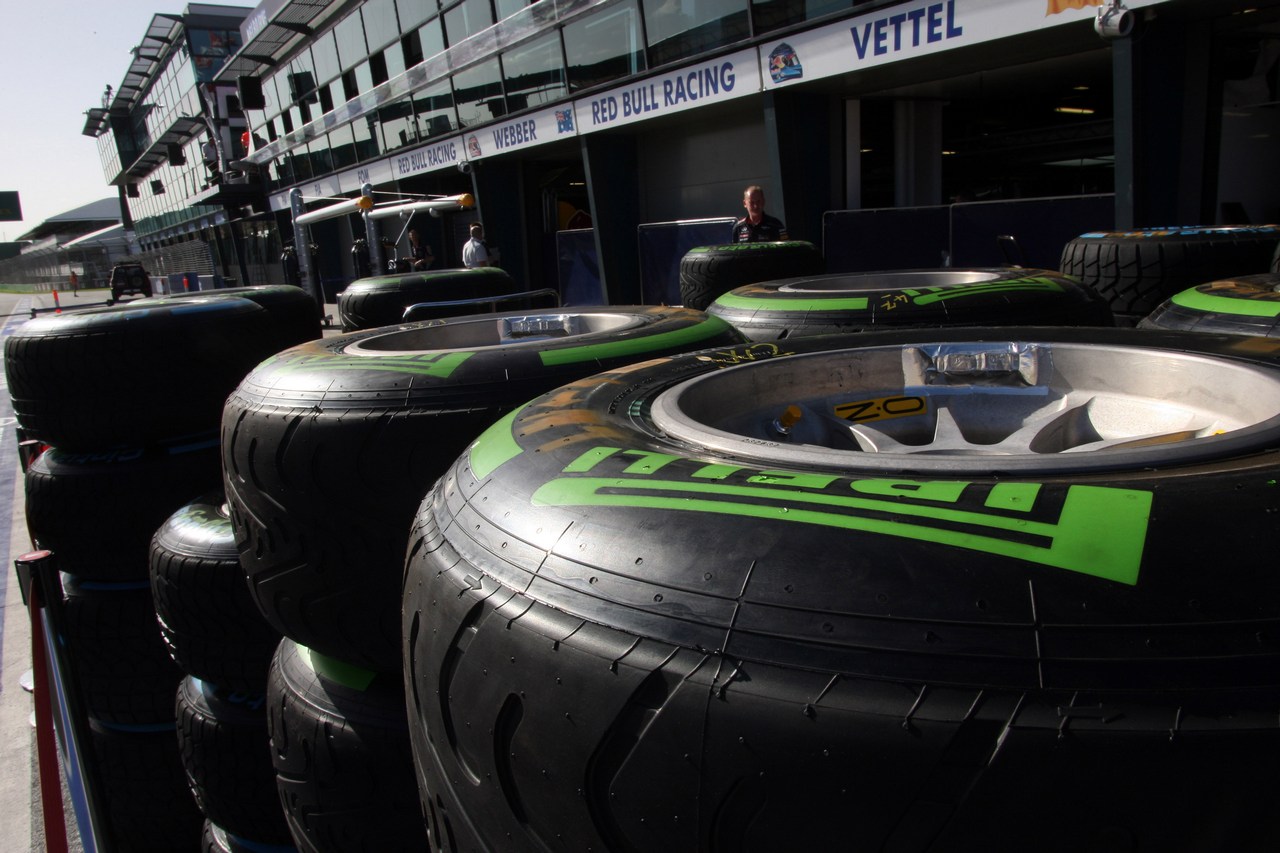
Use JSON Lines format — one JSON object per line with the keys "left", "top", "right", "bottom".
{"left": 353, "top": 114, "right": 383, "bottom": 161}
{"left": 362, "top": 0, "right": 402, "bottom": 53}
{"left": 312, "top": 31, "right": 342, "bottom": 88}
{"left": 564, "top": 2, "right": 646, "bottom": 92}
{"left": 641, "top": 0, "right": 748, "bottom": 67}
{"left": 335, "top": 11, "right": 369, "bottom": 70}
{"left": 453, "top": 58, "right": 505, "bottom": 127}
{"left": 750, "top": 0, "right": 849, "bottom": 34}
{"left": 495, "top": 0, "right": 528, "bottom": 21}
{"left": 418, "top": 18, "right": 446, "bottom": 62}
{"left": 412, "top": 78, "right": 458, "bottom": 138}
{"left": 378, "top": 95, "right": 419, "bottom": 151}
{"left": 370, "top": 50, "right": 390, "bottom": 85}
{"left": 307, "top": 138, "right": 335, "bottom": 177}
{"left": 444, "top": 0, "right": 494, "bottom": 46}
{"left": 502, "top": 31, "right": 567, "bottom": 112}
{"left": 398, "top": 0, "right": 436, "bottom": 31}
{"left": 403, "top": 29, "right": 424, "bottom": 68}
{"left": 385, "top": 42, "right": 408, "bottom": 80}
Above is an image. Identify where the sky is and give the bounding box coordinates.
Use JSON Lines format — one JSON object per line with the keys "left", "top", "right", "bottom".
{"left": 0, "top": 1, "right": 252, "bottom": 241}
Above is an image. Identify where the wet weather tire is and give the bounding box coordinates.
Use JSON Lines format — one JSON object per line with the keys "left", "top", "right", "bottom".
{"left": 337, "top": 268, "right": 519, "bottom": 330}
{"left": 405, "top": 326, "right": 1280, "bottom": 852}
{"left": 1059, "top": 225, "right": 1280, "bottom": 325}
{"left": 89, "top": 717, "right": 204, "bottom": 852}
{"left": 1139, "top": 274, "right": 1280, "bottom": 339}
{"left": 177, "top": 676, "right": 291, "bottom": 844}
{"left": 223, "top": 307, "right": 743, "bottom": 671}
{"left": 150, "top": 493, "right": 281, "bottom": 691}
{"left": 60, "top": 574, "right": 186, "bottom": 725}
{"left": 267, "top": 638, "right": 426, "bottom": 853}
{"left": 26, "top": 441, "right": 223, "bottom": 580}
{"left": 679, "top": 241, "right": 824, "bottom": 310}
{"left": 707, "top": 268, "right": 1113, "bottom": 340}
{"left": 4, "top": 297, "right": 281, "bottom": 449}
{"left": 136, "top": 284, "right": 322, "bottom": 351}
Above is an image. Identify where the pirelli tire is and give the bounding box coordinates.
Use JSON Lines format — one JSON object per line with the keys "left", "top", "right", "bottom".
{"left": 679, "top": 241, "right": 824, "bottom": 311}
{"left": 135, "top": 284, "right": 322, "bottom": 352}
{"left": 1139, "top": 274, "right": 1280, "bottom": 339}
{"left": 4, "top": 296, "right": 281, "bottom": 450}
{"left": 267, "top": 638, "right": 427, "bottom": 853}
{"left": 26, "top": 439, "right": 223, "bottom": 581}
{"left": 707, "top": 267, "right": 1113, "bottom": 340}
{"left": 337, "top": 267, "right": 519, "bottom": 330}
{"left": 150, "top": 493, "right": 282, "bottom": 692}
{"left": 88, "top": 716, "right": 204, "bottom": 851}
{"left": 404, "top": 326, "right": 1280, "bottom": 852}
{"left": 1059, "top": 224, "right": 1280, "bottom": 325}
{"left": 223, "top": 306, "right": 744, "bottom": 672}
{"left": 201, "top": 819, "right": 297, "bottom": 853}
{"left": 61, "top": 574, "right": 187, "bottom": 725}
{"left": 177, "top": 676, "right": 292, "bottom": 845}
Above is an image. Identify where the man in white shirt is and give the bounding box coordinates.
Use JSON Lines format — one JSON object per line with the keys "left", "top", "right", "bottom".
{"left": 462, "top": 223, "right": 493, "bottom": 268}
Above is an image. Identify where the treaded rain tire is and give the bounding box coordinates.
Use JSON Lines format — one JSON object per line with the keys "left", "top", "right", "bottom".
{"left": 405, "top": 326, "right": 1280, "bottom": 852}
{"left": 337, "top": 268, "right": 519, "bottom": 330}
{"left": 1139, "top": 274, "right": 1280, "bottom": 339}
{"left": 88, "top": 716, "right": 204, "bottom": 852}
{"left": 61, "top": 574, "right": 186, "bottom": 725}
{"left": 136, "top": 284, "right": 322, "bottom": 351}
{"left": 26, "top": 439, "right": 222, "bottom": 580}
{"left": 223, "top": 306, "right": 744, "bottom": 671}
{"left": 708, "top": 267, "right": 1113, "bottom": 340}
{"left": 151, "top": 493, "right": 281, "bottom": 691}
{"left": 1059, "top": 224, "right": 1280, "bottom": 325}
{"left": 679, "top": 241, "right": 824, "bottom": 310}
{"left": 177, "top": 676, "right": 292, "bottom": 844}
{"left": 4, "top": 296, "right": 281, "bottom": 449}
{"left": 267, "top": 638, "right": 426, "bottom": 853}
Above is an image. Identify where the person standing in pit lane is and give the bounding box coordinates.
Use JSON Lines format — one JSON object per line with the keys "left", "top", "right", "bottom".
{"left": 729, "top": 185, "right": 788, "bottom": 243}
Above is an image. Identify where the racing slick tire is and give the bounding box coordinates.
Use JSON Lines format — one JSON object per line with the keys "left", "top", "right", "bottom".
{"left": 177, "top": 676, "right": 292, "bottom": 844}
{"left": 707, "top": 268, "right": 1113, "bottom": 340}
{"left": 151, "top": 493, "right": 282, "bottom": 692}
{"left": 1139, "top": 274, "right": 1280, "bottom": 339}
{"left": 404, "top": 326, "right": 1280, "bottom": 852}
{"left": 337, "top": 267, "right": 519, "bottom": 330}
{"left": 679, "top": 241, "right": 824, "bottom": 310}
{"left": 267, "top": 638, "right": 426, "bottom": 853}
{"left": 4, "top": 296, "right": 281, "bottom": 449}
{"left": 223, "top": 306, "right": 744, "bottom": 672}
{"left": 1059, "top": 224, "right": 1280, "bottom": 325}
{"left": 135, "top": 284, "right": 322, "bottom": 351}
{"left": 26, "top": 439, "right": 223, "bottom": 581}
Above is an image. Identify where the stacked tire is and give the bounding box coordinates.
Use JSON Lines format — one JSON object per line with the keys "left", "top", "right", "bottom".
{"left": 679, "top": 241, "right": 824, "bottom": 310}
{"left": 1060, "top": 225, "right": 1280, "bottom": 325}
{"left": 152, "top": 494, "right": 292, "bottom": 850}
{"left": 404, "top": 327, "right": 1280, "bottom": 851}
{"left": 221, "top": 306, "right": 746, "bottom": 848}
{"left": 706, "top": 268, "right": 1113, "bottom": 340}
{"left": 337, "top": 267, "right": 521, "bottom": 330}
{"left": 6, "top": 290, "right": 319, "bottom": 851}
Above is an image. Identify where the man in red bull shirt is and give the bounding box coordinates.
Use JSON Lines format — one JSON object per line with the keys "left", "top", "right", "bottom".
{"left": 730, "top": 185, "right": 788, "bottom": 242}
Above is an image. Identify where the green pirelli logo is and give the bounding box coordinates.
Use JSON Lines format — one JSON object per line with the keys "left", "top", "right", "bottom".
{"left": 267, "top": 349, "right": 475, "bottom": 378}
{"left": 529, "top": 446, "right": 1152, "bottom": 585}
{"left": 716, "top": 276, "right": 1065, "bottom": 313}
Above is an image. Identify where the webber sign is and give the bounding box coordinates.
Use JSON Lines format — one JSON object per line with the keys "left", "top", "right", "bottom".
{"left": 0, "top": 192, "right": 22, "bottom": 222}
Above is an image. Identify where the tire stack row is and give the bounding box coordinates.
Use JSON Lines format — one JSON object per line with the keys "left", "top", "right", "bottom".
{"left": 6, "top": 287, "right": 320, "bottom": 851}
{"left": 220, "top": 307, "right": 747, "bottom": 849}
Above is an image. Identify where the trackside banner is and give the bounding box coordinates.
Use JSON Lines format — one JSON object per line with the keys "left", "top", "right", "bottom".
{"left": 759, "top": 0, "right": 1172, "bottom": 90}
{"left": 575, "top": 48, "right": 762, "bottom": 134}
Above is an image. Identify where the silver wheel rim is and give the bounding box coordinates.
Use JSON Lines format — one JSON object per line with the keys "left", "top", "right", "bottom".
{"left": 650, "top": 340, "right": 1280, "bottom": 474}
{"left": 343, "top": 312, "right": 645, "bottom": 354}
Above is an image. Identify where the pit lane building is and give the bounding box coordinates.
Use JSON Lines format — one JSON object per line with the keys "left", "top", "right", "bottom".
{"left": 88, "top": 0, "right": 1280, "bottom": 303}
